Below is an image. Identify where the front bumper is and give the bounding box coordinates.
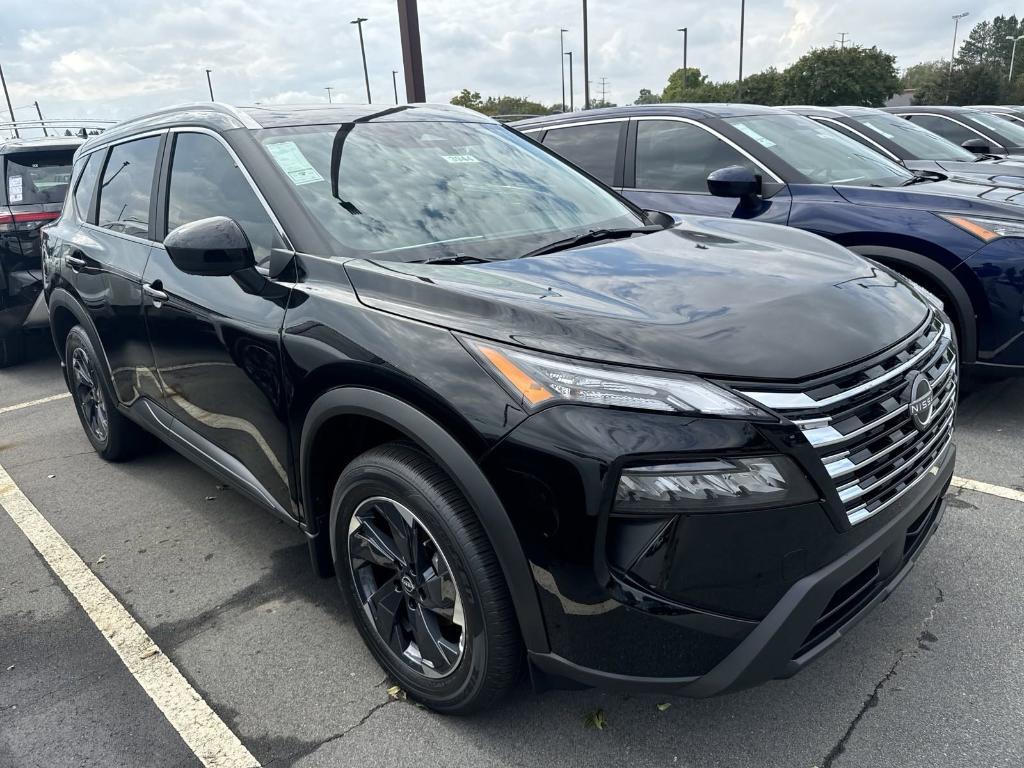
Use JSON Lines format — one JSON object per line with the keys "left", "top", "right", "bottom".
{"left": 527, "top": 439, "right": 953, "bottom": 696}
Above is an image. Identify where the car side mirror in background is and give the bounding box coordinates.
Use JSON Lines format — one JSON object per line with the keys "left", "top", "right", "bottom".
{"left": 707, "top": 166, "right": 763, "bottom": 205}
{"left": 642, "top": 209, "right": 677, "bottom": 228}
{"left": 961, "top": 138, "right": 991, "bottom": 155}
{"left": 163, "top": 216, "right": 256, "bottom": 277}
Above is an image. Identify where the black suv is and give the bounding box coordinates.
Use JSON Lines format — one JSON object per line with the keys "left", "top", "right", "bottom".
{"left": 43, "top": 103, "right": 956, "bottom": 713}
{"left": 1, "top": 136, "right": 81, "bottom": 365}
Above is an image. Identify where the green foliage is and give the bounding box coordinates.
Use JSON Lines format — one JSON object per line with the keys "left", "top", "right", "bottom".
{"left": 449, "top": 89, "right": 556, "bottom": 116}
{"left": 738, "top": 68, "right": 786, "bottom": 105}
{"left": 589, "top": 99, "right": 618, "bottom": 109}
{"left": 634, "top": 88, "right": 661, "bottom": 105}
{"left": 783, "top": 46, "right": 900, "bottom": 106}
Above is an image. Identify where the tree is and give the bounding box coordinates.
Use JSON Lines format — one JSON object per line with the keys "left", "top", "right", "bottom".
{"left": 784, "top": 45, "right": 900, "bottom": 106}
{"left": 902, "top": 61, "right": 946, "bottom": 90}
{"left": 738, "top": 68, "right": 786, "bottom": 105}
{"left": 634, "top": 88, "right": 661, "bottom": 105}
{"left": 957, "top": 15, "right": 1020, "bottom": 71}
{"left": 589, "top": 99, "right": 618, "bottom": 109}
{"left": 449, "top": 91, "right": 555, "bottom": 116}
{"left": 661, "top": 67, "right": 736, "bottom": 103}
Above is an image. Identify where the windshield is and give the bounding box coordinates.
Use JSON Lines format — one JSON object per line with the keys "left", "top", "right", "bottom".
{"left": 4, "top": 150, "right": 74, "bottom": 206}
{"left": 257, "top": 121, "right": 641, "bottom": 262}
{"left": 966, "top": 110, "right": 1024, "bottom": 146}
{"left": 724, "top": 113, "right": 915, "bottom": 187}
{"left": 850, "top": 113, "right": 977, "bottom": 161}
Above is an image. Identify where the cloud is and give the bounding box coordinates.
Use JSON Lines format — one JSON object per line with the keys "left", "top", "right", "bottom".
{"left": 0, "top": 0, "right": 1015, "bottom": 126}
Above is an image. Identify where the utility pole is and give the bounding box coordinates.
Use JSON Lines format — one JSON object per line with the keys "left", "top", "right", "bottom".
{"left": 582, "top": 1, "right": 590, "bottom": 109}
{"left": 34, "top": 101, "right": 47, "bottom": 136}
{"left": 351, "top": 17, "right": 371, "bottom": 103}
{"left": 738, "top": 0, "right": 746, "bottom": 100}
{"left": 392, "top": 70, "right": 400, "bottom": 104}
{"left": 560, "top": 28, "right": 568, "bottom": 112}
{"left": 948, "top": 12, "right": 969, "bottom": 103}
{"left": 564, "top": 51, "right": 574, "bottom": 111}
{"left": 325, "top": 86, "right": 333, "bottom": 103}
{"left": 0, "top": 64, "right": 15, "bottom": 138}
{"left": 205, "top": 68, "right": 215, "bottom": 101}
{"left": 678, "top": 27, "right": 688, "bottom": 89}
{"left": 836, "top": 32, "right": 850, "bottom": 49}
{"left": 1008, "top": 34, "right": 1024, "bottom": 82}
{"left": 599, "top": 77, "right": 608, "bottom": 105}
{"left": 397, "top": 0, "right": 426, "bottom": 102}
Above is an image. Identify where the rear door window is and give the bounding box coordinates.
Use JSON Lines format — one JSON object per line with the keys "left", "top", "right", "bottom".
{"left": 541, "top": 122, "right": 623, "bottom": 185}
{"left": 97, "top": 137, "right": 161, "bottom": 238}
{"left": 5, "top": 150, "right": 74, "bottom": 206}
{"left": 634, "top": 120, "right": 756, "bottom": 193}
{"left": 905, "top": 115, "right": 979, "bottom": 145}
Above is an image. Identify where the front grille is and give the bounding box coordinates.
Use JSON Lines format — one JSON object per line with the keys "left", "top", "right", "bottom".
{"left": 740, "top": 312, "right": 956, "bottom": 526}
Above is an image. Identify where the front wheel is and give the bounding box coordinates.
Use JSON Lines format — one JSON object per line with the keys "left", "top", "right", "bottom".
{"left": 331, "top": 443, "right": 522, "bottom": 714}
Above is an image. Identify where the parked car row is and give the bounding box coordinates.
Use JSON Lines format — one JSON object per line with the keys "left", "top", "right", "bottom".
{"left": 514, "top": 104, "right": 1024, "bottom": 381}
{"left": 0, "top": 98, "right": 984, "bottom": 713}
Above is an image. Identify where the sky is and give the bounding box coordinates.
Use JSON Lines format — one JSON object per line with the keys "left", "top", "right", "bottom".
{"left": 0, "top": 0, "right": 1014, "bottom": 126}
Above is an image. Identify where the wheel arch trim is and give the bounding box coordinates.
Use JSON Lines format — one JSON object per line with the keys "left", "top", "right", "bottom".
{"left": 849, "top": 244, "right": 978, "bottom": 363}
{"left": 299, "top": 387, "right": 550, "bottom": 653}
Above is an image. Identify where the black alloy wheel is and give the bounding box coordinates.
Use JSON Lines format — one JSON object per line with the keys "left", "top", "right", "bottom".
{"left": 331, "top": 443, "right": 522, "bottom": 714}
{"left": 71, "top": 345, "right": 109, "bottom": 443}
{"left": 348, "top": 496, "right": 466, "bottom": 678}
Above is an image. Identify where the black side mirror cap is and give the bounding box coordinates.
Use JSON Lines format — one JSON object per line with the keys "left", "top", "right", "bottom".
{"left": 707, "top": 165, "right": 763, "bottom": 203}
{"left": 164, "top": 216, "right": 256, "bottom": 277}
{"left": 961, "top": 138, "right": 992, "bottom": 155}
{"left": 642, "top": 209, "right": 676, "bottom": 228}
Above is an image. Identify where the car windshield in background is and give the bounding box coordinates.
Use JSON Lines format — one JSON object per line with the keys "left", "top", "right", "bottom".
{"left": 851, "top": 113, "right": 978, "bottom": 162}
{"left": 965, "top": 109, "right": 1024, "bottom": 146}
{"left": 724, "top": 114, "right": 916, "bottom": 187}
{"left": 257, "top": 121, "right": 641, "bottom": 262}
{"left": 4, "top": 151, "right": 74, "bottom": 205}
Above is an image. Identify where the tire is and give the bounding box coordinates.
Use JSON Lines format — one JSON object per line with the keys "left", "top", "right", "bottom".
{"left": 0, "top": 331, "right": 25, "bottom": 368}
{"left": 65, "top": 325, "right": 148, "bottom": 461}
{"left": 331, "top": 443, "right": 523, "bottom": 714}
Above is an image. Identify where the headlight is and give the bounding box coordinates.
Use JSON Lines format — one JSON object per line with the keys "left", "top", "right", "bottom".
{"left": 939, "top": 213, "right": 1024, "bottom": 242}
{"left": 614, "top": 456, "right": 817, "bottom": 513}
{"left": 463, "top": 338, "right": 763, "bottom": 416}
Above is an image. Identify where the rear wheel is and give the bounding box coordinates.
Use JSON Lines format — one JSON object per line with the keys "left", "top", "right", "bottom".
{"left": 0, "top": 331, "right": 25, "bottom": 368}
{"left": 65, "top": 325, "right": 148, "bottom": 461}
{"left": 331, "top": 443, "right": 522, "bottom": 714}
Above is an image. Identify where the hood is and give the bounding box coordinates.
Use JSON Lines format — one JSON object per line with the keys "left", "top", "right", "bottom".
{"left": 930, "top": 159, "right": 1024, "bottom": 189}
{"left": 345, "top": 218, "right": 929, "bottom": 381}
{"left": 835, "top": 177, "right": 1024, "bottom": 218}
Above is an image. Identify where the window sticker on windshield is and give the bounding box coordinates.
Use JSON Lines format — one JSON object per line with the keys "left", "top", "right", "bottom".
{"left": 441, "top": 154, "right": 480, "bottom": 163}
{"left": 7, "top": 174, "right": 23, "bottom": 203}
{"left": 863, "top": 123, "right": 895, "bottom": 139}
{"left": 265, "top": 141, "right": 324, "bottom": 185}
{"left": 733, "top": 124, "right": 776, "bottom": 148}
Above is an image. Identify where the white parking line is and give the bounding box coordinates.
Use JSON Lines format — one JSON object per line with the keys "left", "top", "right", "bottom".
{"left": 0, "top": 392, "right": 71, "bottom": 416}
{"left": 0, "top": 462, "right": 261, "bottom": 768}
{"left": 951, "top": 476, "right": 1024, "bottom": 504}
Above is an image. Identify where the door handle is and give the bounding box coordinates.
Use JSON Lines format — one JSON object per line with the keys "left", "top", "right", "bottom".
{"left": 66, "top": 255, "right": 86, "bottom": 269}
{"left": 143, "top": 282, "right": 169, "bottom": 303}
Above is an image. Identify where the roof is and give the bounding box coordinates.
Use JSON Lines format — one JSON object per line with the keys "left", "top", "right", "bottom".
{"left": 79, "top": 102, "right": 493, "bottom": 154}
{"left": 781, "top": 105, "right": 881, "bottom": 118}
{"left": 511, "top": 102, "right": 782, "bottom": 129}
{"left": 0, "top": 136, "right": 84, "bottom": 155}
{"left": 884, "top": 105, "right": 977, "bottom": 115}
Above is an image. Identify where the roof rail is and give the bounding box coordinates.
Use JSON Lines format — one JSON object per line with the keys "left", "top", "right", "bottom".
{"left": 0, "top": 118, "right": 117, "bottom": 139}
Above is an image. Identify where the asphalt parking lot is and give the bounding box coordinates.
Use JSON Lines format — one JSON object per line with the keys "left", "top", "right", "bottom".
{"left": 2, "top": 339, "right": 1023, "bottom": 768}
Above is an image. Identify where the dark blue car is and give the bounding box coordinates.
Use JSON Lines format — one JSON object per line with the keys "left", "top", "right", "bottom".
{"left": 514, "top": 105, "right": 1024, "bottom": 379}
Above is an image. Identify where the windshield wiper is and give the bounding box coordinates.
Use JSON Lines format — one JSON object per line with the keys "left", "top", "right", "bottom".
{"left": 415, "top": 254, "right": 494, "bottom": 265}
{"left": 517, "top": 225, "right": 664, "bottom": 259}
{"left": 900, "top": 172, "right": 938, "bottom": 186}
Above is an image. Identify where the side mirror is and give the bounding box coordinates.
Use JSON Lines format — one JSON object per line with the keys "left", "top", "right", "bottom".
{"left": 961, "top": 138, "right": 991, "bottom": 155}
{"left": 642, "top": 209, "right": 676, "bottom": 228}
{"left": 707, "top": 166, "right": 762, "bottom": 204}
{"left": 163, "top": 216, "right": 255, "bottom": 277}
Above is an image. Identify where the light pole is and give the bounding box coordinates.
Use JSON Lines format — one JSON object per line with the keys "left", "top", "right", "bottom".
{"left": 1008, "top": 34, "right": 1024, "bottom": 82}
{"left": 560, "top": 28, "right": 568, "bottom": 112}
{"left": 582, "top": 1, "right": 590, "bottom": 109}
{"left": 397, "top": 0, "right": 426, "bottom": 102}
{"left": 205, "top": 68, "right": 215, "bottom": 101}
{"left": 677, "top": 27, "right": 688, "bottom": 90}
{"left": 325, "top": 86, "right": 333, "bottom": 103}
{"left": 392, "top": 70, "right": 400, "bottom": 104}
{"left": 351, "top": 17, "right": 371, "bottom": 104}
{"left": 947, "top": 11, "right": 969, "bottom": 103}
{"left": 0, "top": 64, "right": 16, "bottom": 138}
{"left": 738, "top": 0, "right": 746, "bottom": 100}
{"left": 564, "top": 51, "right": 574, "bottom": 111}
